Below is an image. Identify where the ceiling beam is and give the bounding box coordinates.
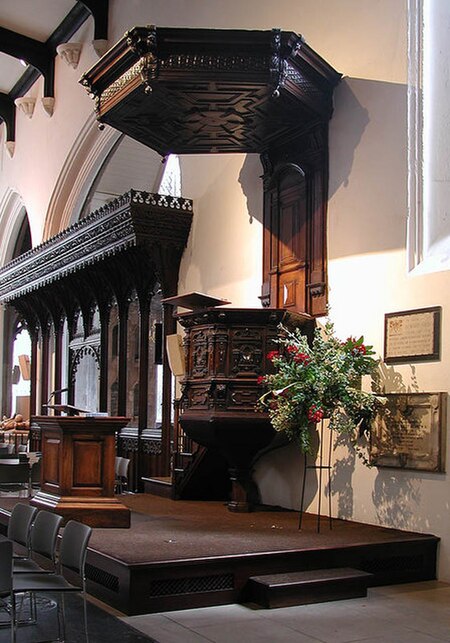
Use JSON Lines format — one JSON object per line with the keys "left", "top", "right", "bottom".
{"left": 7, "top": 3, "right": 92, "bottom": 101}
{"left": 0, "top": 93, "right": 16, "bottom": 142}
{"left": 79, "top": 0, "right": 109, "bottom": 41}
{"left": 0, "top": 26, "right": 54, "bottom": 97}
{"left": 0, "top": 0, "right": 108, "bottom": 145}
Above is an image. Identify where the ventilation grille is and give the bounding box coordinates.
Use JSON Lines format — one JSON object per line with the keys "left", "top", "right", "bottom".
{"left": 362, "top": 554, "right": 424, "bottom": 573}
{"left": 85, "top": 563, "right": 120, "bottom": 592}
{"left": 149, "top": 573, "right": 234, "bottom": 597}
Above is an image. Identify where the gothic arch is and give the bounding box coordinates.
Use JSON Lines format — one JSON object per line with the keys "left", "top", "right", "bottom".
{"left": 0, "top": 189, "right": 30, "bottom": 266}
{"left": 0, "top": 190, "right": 32, "bottom": 416}
{"left": 44, "top": 113, "right": 121, "bottom": 238}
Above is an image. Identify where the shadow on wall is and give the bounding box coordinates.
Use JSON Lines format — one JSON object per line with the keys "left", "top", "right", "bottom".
{"left": 372, "top": 473, "right": 424, "bottom": 530}
{"left": 238, "top": 154, "right": 264, "bottom": 225}
{"left": 237, "top": 77, "right": 407, "bottom": 260}
{"left": 331, "top": 432, "right": 357, "bottom": 520}
{"left": 328, "top": 77, "right": 407, "bottom": 258}
{"left": 236, "top": 78, "right": 370, "bottom": 230}
{"left": 370, "top": 362, "right": 435, "bottom": 531}
{"left": 372, "top": 362, "right": 420, "bottom": 396}
{"left": 256, "top": 361, "right": 433, "bottom": 519}
{"left": 328, "top": 77, "right": 369, "bottom": 198}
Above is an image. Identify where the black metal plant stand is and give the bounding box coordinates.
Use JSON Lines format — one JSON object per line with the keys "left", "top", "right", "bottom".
{"left": 299, "top": 420, "right": 333, "bottom": 532}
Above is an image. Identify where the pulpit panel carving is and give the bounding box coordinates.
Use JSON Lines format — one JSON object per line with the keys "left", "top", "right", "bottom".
{"left": 231, "top": 343, "right": 263, "bottom": 376}
{"left": 214, "top": 331, "right": 228, "bottom": 376}
{"left": 190, "top": 329, "right": 209, "bottom": 378}
{"left": 228, "top": 384, "right": 261, "bottom": 410}
{"left": 185, "top": 385, "right": 210, "bottom": 409}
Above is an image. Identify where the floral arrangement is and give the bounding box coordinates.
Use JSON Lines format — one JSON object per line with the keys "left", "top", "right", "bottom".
{"left": 258, "top": 322, "right": 381, "bottom": 455}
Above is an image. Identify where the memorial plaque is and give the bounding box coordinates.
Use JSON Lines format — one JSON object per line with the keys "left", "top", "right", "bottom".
{"left": 384, "top": 307, "right": 441, "bottom": 364}
{"left": 370, "top": 392, "right": 446, "bottom": 472}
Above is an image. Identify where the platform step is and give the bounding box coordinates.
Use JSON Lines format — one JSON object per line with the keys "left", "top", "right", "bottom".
{"left": 247, "top": 567, "right": 373, "bottom": 608}
{"left": 142, "top": 476, "right": 173, "bottom": 498}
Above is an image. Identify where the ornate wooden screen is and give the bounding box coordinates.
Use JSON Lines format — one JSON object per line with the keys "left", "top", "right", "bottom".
{"left": 0, "top": 190, "right": 193, "bottom": 486}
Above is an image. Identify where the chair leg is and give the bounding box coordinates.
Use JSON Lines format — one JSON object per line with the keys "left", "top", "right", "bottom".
{"left": 56, "top": 594, "right": 66, "bottom": 643}
{"left": 14, "top": 591, "right": 37, "bottom": 626}
{"left": 82, "top": 589, "right": 90, "bottom": 643}
{"left": 10, "top": 594, "right": 16, "bottom": 643}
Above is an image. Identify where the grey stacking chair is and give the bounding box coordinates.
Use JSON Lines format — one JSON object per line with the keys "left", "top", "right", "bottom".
{"left": 7, "top": 504, "right": 38, "bottom": 559}
{"left": 13, "top": 510, "right": 63, "bottom": 573}
{"left": 13, "top": 511, "right": 64, "bottom": 628}
{"left": 0, "top": 539, "right": 15, "bottom": 643}
{"left": 116, "top": 457, "right": 130, "bottom": 493}
{"left": 114, "top": 456, "right": 122, "bottom": 493}
{"left": 12, "top": 520, "right": 92, "bottom": 642}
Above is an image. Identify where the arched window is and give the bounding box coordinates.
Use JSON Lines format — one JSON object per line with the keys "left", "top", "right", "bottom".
{"left": 158, "top": 154, "right": 181, "bottom": 197}
{"left": 1, "top": 210, "right": 32, "bottom": 418}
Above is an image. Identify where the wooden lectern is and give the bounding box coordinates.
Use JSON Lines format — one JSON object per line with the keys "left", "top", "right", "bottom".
{"left": 30, "top": 415, "right": 131, "bottom": 528}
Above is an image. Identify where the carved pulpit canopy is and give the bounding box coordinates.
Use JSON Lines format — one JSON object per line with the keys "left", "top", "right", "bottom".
{"left": 0, "top": 190, "right": 193, "bottom": 326}
{"left": 80, "top": 26, "right": 341, "bottom": 155}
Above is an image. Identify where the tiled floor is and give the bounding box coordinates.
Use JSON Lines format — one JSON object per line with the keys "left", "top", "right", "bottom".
{"left": 0, "top": 593, "right": 156, "bottom": 642}
{"left": 122, "top": 581, "right": 450, "bottom": 643}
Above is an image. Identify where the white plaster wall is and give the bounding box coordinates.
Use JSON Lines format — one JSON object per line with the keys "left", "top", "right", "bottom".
{"left": 0, "top": 19, "right": 98, "bottom": 244}
{"left": 4, "top": 0, "right": 450, "bottom": 578}
{"left": 179, "top": 153, "right": 263, "bottom": 306}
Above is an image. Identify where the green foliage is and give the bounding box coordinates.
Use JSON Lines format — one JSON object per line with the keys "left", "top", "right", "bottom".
{"left": 258, "top": 322, "right": 381, "bottom": 457}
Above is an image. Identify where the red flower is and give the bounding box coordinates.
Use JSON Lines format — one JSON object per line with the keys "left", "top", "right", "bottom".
{"left": 293, "top": 352, "right": 310, "bottom": 365}
{"left": 257, "top": 375, "right": 265, "bottom": 385}
{"left": 266, "top": 350, "right": 280, "bottom": 362}
{"left": 307, "top": 405, "right": 324, "bottom": 423}
{"left": 286, "top": 345, "right": 298, "bottom": 354}
{"left": 344, "top": 337, "right": 368, "bottom": 356}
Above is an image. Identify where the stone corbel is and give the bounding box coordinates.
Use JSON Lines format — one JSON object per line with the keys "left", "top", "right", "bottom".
{"left": 41, "top": 97, "right": 55, "bottom": 117}
{"left": 5, "top": 141, "right": 15, "bottom": 158}
{"left": 93, "top": 39, "right": 109, "bottom": 57}
{"left": 14, "top": 96, "right": 36, "bottom": 119}
{"left": 56, "top": 42, "right": 83, "bottom": 69}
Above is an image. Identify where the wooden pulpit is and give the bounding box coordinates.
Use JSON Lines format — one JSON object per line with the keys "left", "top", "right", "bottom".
{"left": 176, "top": 307, "right": 314, "bottom": 512}
{"left": 30, "top": 415, "right": 131, "bottom": 528}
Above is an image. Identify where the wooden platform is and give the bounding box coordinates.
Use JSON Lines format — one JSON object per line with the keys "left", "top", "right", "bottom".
{"left": 0, "top": 494, "right": 439, "bottom": 615}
